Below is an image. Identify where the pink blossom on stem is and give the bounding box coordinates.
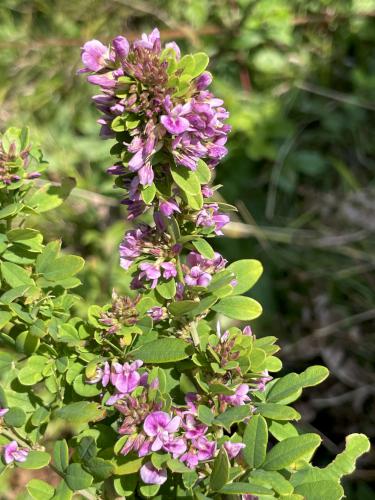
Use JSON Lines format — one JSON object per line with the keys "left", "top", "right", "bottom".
{"left": 3, "top": 441, "right": 29, "bottom": 464}
{"left": 224, "top": 441, "right": 246, "bottom": 459}
{"left": 140, "top": 462, "right": 168, "bottom": 485}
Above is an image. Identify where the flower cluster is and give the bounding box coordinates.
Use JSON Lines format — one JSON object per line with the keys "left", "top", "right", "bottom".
{"left": 0, "top": 128, "right": 43, "bottom": 188}
{"left": 80, "top": 28, "right": 231, "bottom": 301}
{"left": 80, "top": 28, "right": 230, "bottom": 187}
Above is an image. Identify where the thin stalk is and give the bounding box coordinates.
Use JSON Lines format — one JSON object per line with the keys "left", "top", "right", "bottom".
{"left": 103, "top": 338, "right": 124, "bottom": 357}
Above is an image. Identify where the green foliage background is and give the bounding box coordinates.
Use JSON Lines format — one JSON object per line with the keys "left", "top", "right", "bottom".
{"left": 0, "top": 0, "right": 374, "bottom": 497}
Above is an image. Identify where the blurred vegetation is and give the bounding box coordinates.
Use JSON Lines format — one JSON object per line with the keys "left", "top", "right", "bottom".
{"left": 0, "top": 0, "right": 374, "bottom": 498}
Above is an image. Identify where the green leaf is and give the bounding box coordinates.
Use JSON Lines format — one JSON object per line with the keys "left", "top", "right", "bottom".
{"left": 35, "top": 241, "right": 60, "bottom": 274}
{"left": 26, "top": 479, "right": 54, "bottom": 500}
{"left": 291, "top": 469, "right": 344, "bottom": 500}
{"left": 25, "top": 178, "right": 76, "bottom": 213}
{"left": 192, "top": 239, "right": 215, "bottom": 259}
{"left": 53, "top": 480, "right": 73, "bottom": 500}
{"left": 30, "top": 319, "right": 47, "bottom": 338}
{"left": 73, "top": 374, "right": 101, "bottom": 397}
{"left": 114, "top": 474, "right": 138, "bottom": 496}
{"left": 141, "top": 183, "right": 156, "bottom": 204}
{"left": 113, "top": 455, "right": 144, "bottom": 475}
{"left": 325, "top": 433, "right": 370, "bottom": 479}
{"left": 139, "top": 484, "right": 160, "bottom": 497}
{"left": 65, "top": 463, "right": 93, "bottom": 491}
{"left": 267, "top": 366, "right": 329, "bottom": 404}
{"left": 134, "top": 338, "right": 192, "bottom": 363}
{"left": 53, "top": 440, "right": 69, "bottom": 473}
{"left": 31, "top": 406, "right": 49, "bottom": 427}
{"left": 53, "top": 402, "right": 103, "bottom": 424}
{"left": 84, "top": 457, "right": 114, "bottom": 480}
{"left": 243, "top": 415, "right": 268, "bottom": 468}
{"left": 0, "top": 311, "right": 12, "bottom": 329}
{"left": 269, "top": 421, "right": 299, "bottom": 441}
{"left": 18, "top": 355, "right": 47, "bottom": 386}
{"left": 167, "top": 458, "right": 191, "bottom": 473}
{"left": 250, "top": 470, "right": 293, "bottom": 495}
{"left": 196, "top": 159, "right": 211, "bottom": 184}
{"left": 263, "top": 434, "right": 322, "bottom": 471}
{"left": 227, "top": 259, "right": 263, "bottom": 295}
{"left": 156, "top": 279, "right": 176, "bottom": 300}
{"left": 198, "top": 405, "right": 214, "bottom": 426}
{"left": 214, "top": 405, "right": 252, "bottom": 431}
{"left": 4, "top": 407, "right": 26, "bottom": 427}
{"left": 0, "top": 203, "right": 21, "bottom": 219}
{"left": 212, "top": 296, "right": 262, "bottom": 320}
{"left": 41, "top": 255, "right": 84, "bottom": 282}
{"left": 256, "top": 403, "right": 301, "bottom": 421}
{"left": 171, "top": 163, "right": 201, "bottom": 195}
{"left": 210, "top": 447, "right": 230, "bottom": 491}
{"left": 18, "top": 451, "right": 51, "bottom": 470}
{"left": 191, "top": 53, "right": 210, "bottom": 77}
{"left": 168, "top": 300, "right": 197, "bottom": 315}
{"left": 219, "top": 483, "right": 273, "bottom": 495}
{"left": 1, "top": 261, "right": 34, "bottom": 287}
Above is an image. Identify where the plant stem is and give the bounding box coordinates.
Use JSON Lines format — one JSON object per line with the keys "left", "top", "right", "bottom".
{"left": 103, "top": 338, "right": 124, "bottom": 357}
{"left": 1, "top": 428, "right": 33, "bottom": 447}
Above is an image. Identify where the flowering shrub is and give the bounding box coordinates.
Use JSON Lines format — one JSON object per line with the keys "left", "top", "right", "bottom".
{"left": 0, "top": 29, "right": 370, "bottom": 500}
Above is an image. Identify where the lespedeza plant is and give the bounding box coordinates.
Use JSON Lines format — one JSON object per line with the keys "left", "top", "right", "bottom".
{"left": 0, "top": 28, "right": 369, "bottom": 500}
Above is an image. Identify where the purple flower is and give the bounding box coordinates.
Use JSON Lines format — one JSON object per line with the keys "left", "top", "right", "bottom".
{"left": 3, "top": 441, "right": 29, "bottom": 464}
{"left": 0, "top": 408, "right": 8, "bottom": 417}
{"left": 143, "top": 411, "right": 185, "bottom": 456}
{"left": 110, "top": 360, "right": 143, "bottom": 393}
{"left": 161, "top": 103, "right": 191, "bottom": 135}
{"left": 223, "top": 441, "right": 246, "bottom": 459}
{"left": 101, "top": 362, "right": 111, "bottom": 387}
{"left": 222, "top": 384, "right": 250, "bottom": 406}
{"left": 243, "top": 325, "right": 253, "bottom": 336}
{"left": 133, "top": 28, "right": 161, "bottom": 50}
{"left": 255, "top": 370, "right": 272, "bottom": 392}
{"left": 180, "top": 436, "right": 216, "bottom": 469}
{"left": 196, "top": 203, "right": 230, "bottom": 235}
{"left": 113, "top": 35, "right": 129, "bottom": 60}
{"left": 160, "top": 261, "right": 177, "bottom": 280}
{"left": 196, "top": 72, "right": 212, "bottom": 90}
{"left": 147, "top": 306, "right": 167, "bottom": 321}
{"left": 165, "top": 41, "right": 181, "bottom": 59}
{"left": 80, "top": 40, "right": 109, "bottom": 72}
{"left": 159, "top": 199, "right": 181, "bottom": 218}
{"left": 182, "top": 414, "right": 208, "bottom": 439}
{"left": 140, "top": 462, "right": 167, "bottom": 485}
{"left": 185, "top": 266, "right": 212, "bottom": 287}
{"left": 139, "top": 262, "right": 161, "bottom": 288}
{"left": 119, "top": 228, "right": 144, "bottom": 269}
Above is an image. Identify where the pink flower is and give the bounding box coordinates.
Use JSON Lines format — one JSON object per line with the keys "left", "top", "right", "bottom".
{"left": 223, "top": 441, "right": 246, "bottom": 459}
{"left": 161, "top": 103, "right": 191, "bottom": 135}
{"left": 80, "top": 40, "right": 109, "bottom": 72}
{"left": 180, "top": 436, "right": 216, "bottom": 469}
{"left": 140, "top": 462, "right": 167, "bottom": 485}
{"left": 242, "top": 325, "right": 252, "bottom": 336}
{"left": 182, "top": 414, "right": 208, "bottom": 439}
{"left": 0, "top": 408, "right": 8, "bottom": 417}
{"left": 139, "top": 262, "right": 161, "bottom": 288}
{"left": 159, "top": 199, "right": 181, "bottom": 218}
{"left": 3, "top": 441, "right": 29, "bottom": 464}
{"left": 112, "top": 36, "right": 129, "bottom": 60}
{"left": 160, "top": 262, "right": 177, "bottom": 280}
{"left": 222, "top": 384, "right": 250, "bottom": 406}
{"left": 110, "top": 360, "right": 143, "bottom": 393}
{"left": 143, "top": 411, "right": 185, "bottom": 456}
{"left": 101, "top": 362, "right": 111, "bottom": 387}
